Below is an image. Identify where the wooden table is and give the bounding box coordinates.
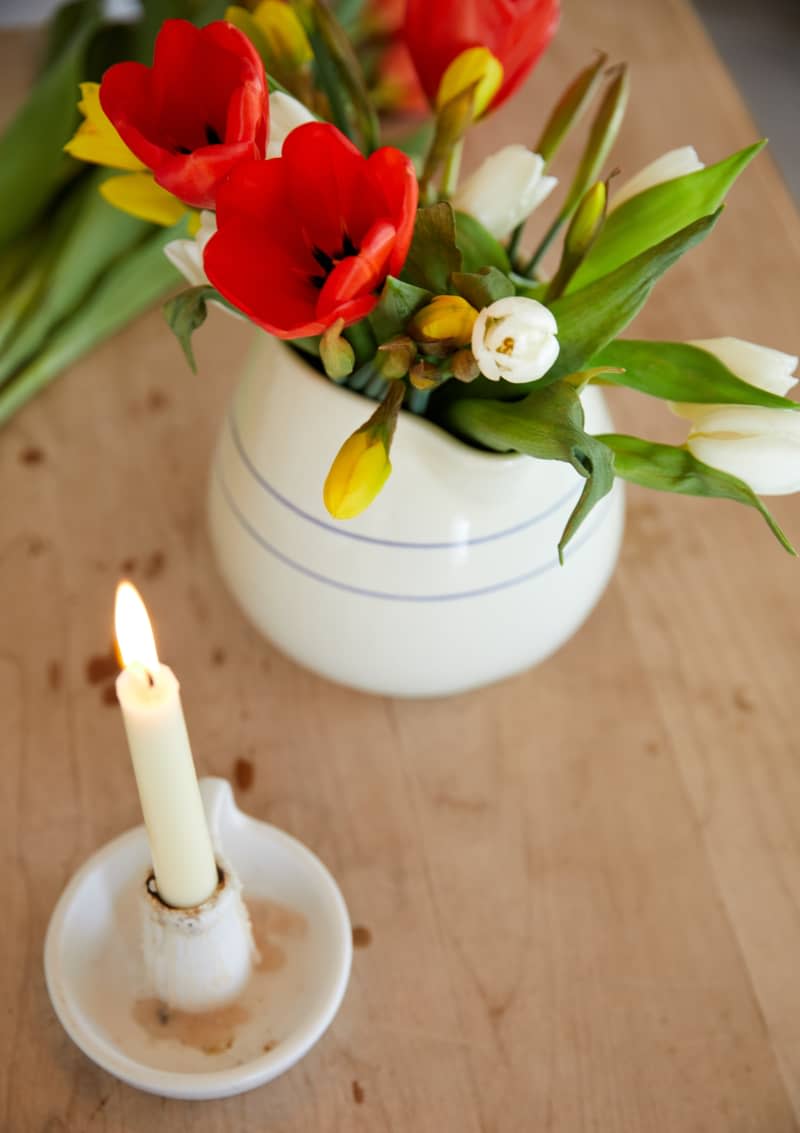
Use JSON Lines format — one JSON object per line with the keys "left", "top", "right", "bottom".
{"left": 3, "top": 1, "right": 800, "bottom": 1129}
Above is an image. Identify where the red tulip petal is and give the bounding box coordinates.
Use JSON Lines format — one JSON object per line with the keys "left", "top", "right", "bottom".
{"left": 317, "top": 220, "right": 395, "bottom": 316}
{"left": 317, "top": 293, "right": 379, "bottom": 328}
{"left": 281, "top": 123, "right": 382, "bottom": 253}
{"left": 205, "top": 222, "right": 326, "bottom": 339}
{"left": 152, "top": 141, "right": 260, "bottom": 209}
{"left": 214, "top": 159, "right": 314, "bottom": 269}
{"left": 365, "top": 147, "right": 418, "bottom": 275}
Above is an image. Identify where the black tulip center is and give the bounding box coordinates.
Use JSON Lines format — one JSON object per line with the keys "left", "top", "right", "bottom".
{"left": 309, "top": 233, "right": 360, "bottom": 290}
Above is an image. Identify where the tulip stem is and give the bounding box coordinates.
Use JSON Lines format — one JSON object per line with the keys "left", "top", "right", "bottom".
{"left": 406, "top": 387, "right": 431, "bottom": 415}
{"left": 440, "top": 139, "right": 463, "bottom": 199}
{"left": 507, "top": 221, "right": 526, "bottom": 265}
{"left": 523, "top": 214, "right": 564, "bottom": 276}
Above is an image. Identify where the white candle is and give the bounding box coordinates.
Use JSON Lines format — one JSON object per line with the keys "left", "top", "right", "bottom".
{"left": 114, "top": 581, "right": 218, "bottom": 909}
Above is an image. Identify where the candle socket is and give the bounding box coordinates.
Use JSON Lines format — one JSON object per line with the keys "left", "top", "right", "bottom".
{"left": 141, "top": 862, "right": 257, "bottom": 1013}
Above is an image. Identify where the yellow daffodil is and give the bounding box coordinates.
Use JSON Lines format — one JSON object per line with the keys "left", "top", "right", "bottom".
{"left": 225, "top": 1, "right": 312, "bottom": 70}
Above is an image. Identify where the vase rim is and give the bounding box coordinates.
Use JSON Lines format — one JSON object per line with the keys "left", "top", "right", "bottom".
{"left": 265, "top": 334, "right": 528, "bottom": 473}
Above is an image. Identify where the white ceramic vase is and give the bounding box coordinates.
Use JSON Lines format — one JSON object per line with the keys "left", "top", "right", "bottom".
{"left": 208, "top": 333, "right": 624, "bottom": 698}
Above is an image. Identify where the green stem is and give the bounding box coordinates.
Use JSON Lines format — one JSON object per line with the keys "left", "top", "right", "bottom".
{"left": 310, "top": 30, "right": 354, "bottom": 142}
{"left": 406, "top": 387, "right": 431, "bottom": 415}
{"left": 440, "top": 138, "right": 464, "bottom": 199}
{"left": 507, "top": 220, "right": 525, "bottom": 266}
{"left": 523, "top": 213, "right": 564, "bottom": 276}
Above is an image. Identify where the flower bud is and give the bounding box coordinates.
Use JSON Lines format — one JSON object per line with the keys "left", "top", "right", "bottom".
{"left": 610, "top": 146, "right": 704, "bottom": 213}
{"left": 323, "top": 381, "right": 404, "bottom": 519}
{"left": 546, "top": 180, "right": 607, "bottom": 300}
{"left": 409, "top": 360, "right": 441, "bottom": 390}
{"left": 682, "top": 404, "right": 800, "bottom": 495}
{"left": 436, "top": 47, "right": 503, "bottom": 120}
{"left": 687, "top": 337, "right": 798, "bottom": 398}
{"left": 377, "top": 336, "right": 417, "bottom": 379}
{"left": 453, "top": 146, "right": 557, "bottom": 240}
{"left": 452, "top": 349, "right": 481, "bottom": 383}
{"left": 471, "top": 297, "right": 559, "bottom": 383}
{"left": 323, "top": 431, "right": 392, "bottom": 519}
{"left": 408, "top": 295, "right": 478, "bottom": 347}
{"left": 320, "top": 318, "right": 355, "bottom": 381}
{"left": 252, "top": 0, "right": 313, "bottom": 68}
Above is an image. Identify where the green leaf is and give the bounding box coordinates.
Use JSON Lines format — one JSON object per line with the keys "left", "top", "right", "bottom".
{"left": 39, "top": 0, "right": 100, "bottom": 75}
{"left": 162, "top": 285, "right": 223, "bottom": 373}
{"left": 590, "top": 339, "right": 799, "bottom": 410}
{"left": 0, "top": 12, "right": 99, "bottom": 249}
{"left": 442, "top": 381, "right": 615, "bottom": 561}
{"left": 0, "top": 171, "right": 151, "bottom": 386}
{"left": 369, "top": 275, "right": 431, "bottom": 341}
{"left": 600, "top": 433, "right": 795, "bottom": 554}
{"left": 401, "top": 203, "right": 462, "bottom": 293}
{"left": 455, "top": 211, "right": 511, "bottom": 273}
{"left": 0, "top": 225, "right": 182, "bottom": 427}
{"left": 544, "top": 210, "right": 722, "bottom": 387}
{"left": 451, "top": 267, "right": 515, "bottom": 309}
{"left": 569, "top": 142, "right": 764, "bottom": 290}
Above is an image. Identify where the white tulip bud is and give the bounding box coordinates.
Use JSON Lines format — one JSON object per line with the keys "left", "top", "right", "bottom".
{"left": 689, "top": 337, "right": 798, "bottom": 397}
{"left": 453, "top": 146, "right": 557, "bottom": 240}
{"left": 266, "top": 91, "right": 316, "bottom": 159}
{"left": 164, "top": 210, "right": 216, "bottom": 288}
{"left": 684, "top": 404, "right": 800, "bottom": 495}
{"left": 610, "top": 146, "right": 704, "bottom": 213}
{"left": 471, "top": 297, "right": 559, "bottom": 383}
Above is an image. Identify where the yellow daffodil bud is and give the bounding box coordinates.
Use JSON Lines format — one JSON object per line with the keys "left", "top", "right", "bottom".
{"left": 323, "top": 431, "right": 392, "bottom": 519}
{"left": 253, "top": 0, "right": 313, "bottom": 68}
{"left": 436, "top": 47, "right": 504, "bottom": 121}
{"left": 320, "top": 318, "right": 355, "bottom": 381}
{"left": 64, "top": 82, "right": 145, "bottom": 171}
{"left": 377, "top": 336, "right": 417, "bottom": 379}
{"left": 408, "top": 295, "right": 478, "bottom": 347}
{"left": 323, "top": 381, "right": 405, "bottom": 520}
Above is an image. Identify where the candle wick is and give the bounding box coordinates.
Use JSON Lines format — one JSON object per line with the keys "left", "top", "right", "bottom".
{"left": 145, "top": 668, "right": 156, "bottom": 688}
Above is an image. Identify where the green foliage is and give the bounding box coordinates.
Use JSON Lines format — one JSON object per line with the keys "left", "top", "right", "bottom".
{"left": 369, "top": 276, "right": 431, "bottom": 341}
{"left": 591, "top": 339, "right": 799, "bottom": 410}
{"left": 450, "top": 267, "right": 515, "bottom": 309}
{"left": 455, "top": 211, "right": 511, "bottom": 273}
{"left": 600, "top": 434, "right": 795, "bottom": 554}
{"left": 163, "top": 284, "right": 226, "bottom": 373}
{"left": 569, "top": 142, "right": 764, "bottom": 290}
{"left": 401, "top": 203, "right": 462, "bottom": 292}
{"left": 442, "top": 380, "right": 616, "bottom": 561}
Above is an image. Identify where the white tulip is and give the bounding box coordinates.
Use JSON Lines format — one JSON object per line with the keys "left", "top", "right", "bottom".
{"left": 453, "top": 146, "right": 557, "bottom": 240}
{"left": 266, "top": 91, "right": 316, "bottom": 159}
{"left": 688, "top": 337, "right": 798, "bottom": 397}
{"left": 684, "top": 404, "right": 800, "bottom": 495}
{"left": 610, "top": 146, "right": 704, "bottom": 213}
{"left": 164, "top": 210, "right": 216, "bottom": 287}
{"left": 472, "top": 297, "right": 559, "bottom": 383}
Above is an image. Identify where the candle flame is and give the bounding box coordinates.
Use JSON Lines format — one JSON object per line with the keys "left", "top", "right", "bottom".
{"left": 115, "top": 581, "right": 160, "bottom": 675}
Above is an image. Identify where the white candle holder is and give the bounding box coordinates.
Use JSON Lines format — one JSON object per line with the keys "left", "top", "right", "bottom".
{"left": 44, "top": 778, "right": 352, "bottom": 1100}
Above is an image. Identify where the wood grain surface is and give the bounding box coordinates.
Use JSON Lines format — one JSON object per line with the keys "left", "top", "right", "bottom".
{"left": 2, "top": 1, "right": 800, "bottom": 1129}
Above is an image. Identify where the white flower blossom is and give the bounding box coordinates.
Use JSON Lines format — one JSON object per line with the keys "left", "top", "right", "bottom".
{"left": 471, "top": 297, "right": 559, "bottom": 383}
{"left": 610, "top": 146, "right": 704, "bottom": 213}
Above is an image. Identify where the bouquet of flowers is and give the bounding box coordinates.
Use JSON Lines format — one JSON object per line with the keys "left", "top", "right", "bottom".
{"left": 64, "top": 0, "right": 799, "bottom": 559}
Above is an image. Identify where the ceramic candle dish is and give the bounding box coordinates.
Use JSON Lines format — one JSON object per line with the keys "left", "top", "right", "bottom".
{"left": 44, "top": 778, "right": 352, "bottom": 1100}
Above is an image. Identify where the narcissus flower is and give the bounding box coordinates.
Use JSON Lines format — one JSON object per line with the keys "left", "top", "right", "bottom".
{"left": 204, "top": 122, "right": 418, "bottom": 337}
{"left": 404, "top": 0, "right": 560, "bottom": 114}
{"left": 324, "top": 382, "right": 405, "bottom": 519}
{"left": 472, "top": 297, "right": 559, "bottom": 382}
{"left": 100, "top": 19, "right": 269, "bottom": 209}
{"left": 408, "top": 296, "right": 478, "bottom": 346}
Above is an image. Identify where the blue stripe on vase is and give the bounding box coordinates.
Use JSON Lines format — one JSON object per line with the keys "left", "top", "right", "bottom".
{"left": 228, "top": 410, "right": 580, "bottom": 550}
{"left": 214, "top": 463, "right": 612, "bottom": 603}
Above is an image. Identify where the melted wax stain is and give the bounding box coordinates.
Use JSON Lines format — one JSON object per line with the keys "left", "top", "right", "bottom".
{"left": 132, "top": 898, "right": 307, "bottom": 1055}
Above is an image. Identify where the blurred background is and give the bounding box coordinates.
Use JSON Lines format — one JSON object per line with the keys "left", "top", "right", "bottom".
{"left": 1, "top": 0, "right": 797, "bottom": 199}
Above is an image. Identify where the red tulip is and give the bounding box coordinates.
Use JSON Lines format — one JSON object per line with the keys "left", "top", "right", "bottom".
{"left": 204, "top": 122, "right": 418, "bottom": 339}
{"left": 404, "top": 0, "right": 560, "bottom": 113}
{"left": 99, "top": 20, "right": 268, "bottom": 210}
